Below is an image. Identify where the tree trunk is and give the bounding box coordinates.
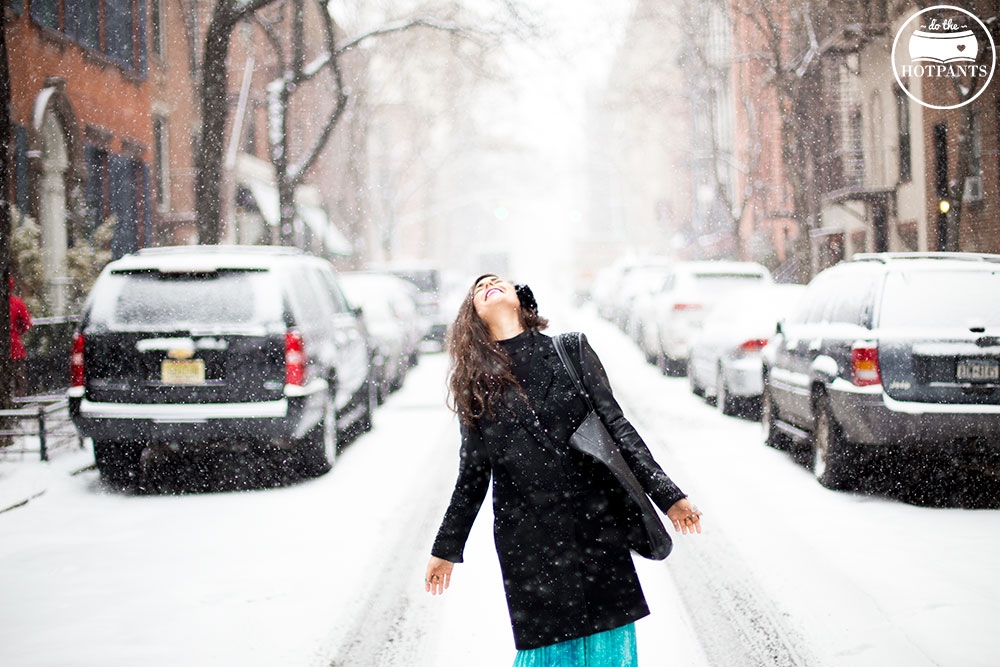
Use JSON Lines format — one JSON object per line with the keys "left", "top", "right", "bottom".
{"left": 194, "top": 12, "right": 236, "bottom": 244}
{"left": 195, "top": 0, "right": 280, "bottom": 244}
{"left": 1, "top": 7, "right": 13, "bottom": 411}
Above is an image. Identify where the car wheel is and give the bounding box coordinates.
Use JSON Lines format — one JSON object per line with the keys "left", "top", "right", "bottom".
{"left": 370, "top": 356, "right": 388, "bottom": 405}
{"left": 716, "top": 366, "right": 737, "bottom": 416}
{"left": 761, "top": 387, "right": 791, "bottom": 451}
{"left": 658, "top": 352, "right": 683, "bottom": 377}
{"left": 688, "top": 361, "right": 704, "bottom": 396}
{"left": 93, "top": 440, "right": 142, "bottom": 485}
{"left": 359, "top": 374, "right": 376, "bottom": 434}
{"left": 813, "top": 395, "right": 856, "bottom": 490}
{"left": 300, "top": 391, "right": 338, "bottom": 477}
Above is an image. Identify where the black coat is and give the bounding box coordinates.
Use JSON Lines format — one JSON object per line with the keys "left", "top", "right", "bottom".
{"left": 432, "top": 332, "right": 686, "bottom": 650}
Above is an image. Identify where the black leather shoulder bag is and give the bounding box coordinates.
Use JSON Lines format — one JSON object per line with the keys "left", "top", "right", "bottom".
{"left": 553, "top": 333, "right": 672, "bottom": 560}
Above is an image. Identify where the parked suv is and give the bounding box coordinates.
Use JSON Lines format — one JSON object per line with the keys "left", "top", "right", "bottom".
{"left": 761, "top": 252, "right": 1000, "bottom": 490}
{"left": 69, "top": 246, "right": 373, "bottom": 484}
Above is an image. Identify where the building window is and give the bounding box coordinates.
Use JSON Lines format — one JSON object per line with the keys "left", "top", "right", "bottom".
{"left": 963, "top": 112, "right": 984, "bottom": 203}
{"left": 86, "top": 145, "right": 151, "bottom": 255}
{"left": 151, "top": 0, "right": 166, "bottom": 60}
{"left": 895, "top": 88, "right": 911, "bottom": 183}
{"left": 970, "top": 112, "right": 983, "bottom": 179}
{"left": 847, "top": 106, "right": 864, "bottom": 186}
{"left": 152, "top": 115, "right": 170, "bottom": 210}
{"left": 31, "top": 0, "right": 147, "bottom": 76}
{"left": 13, "top": 125, "right": 30, "bottom": 214}
{"left": 29, "top": 0, "right": 58, "bottom": 29}
{"left": 85, "top": 145, "right": 110, "bottom": 239}
{"left": 66, "top": 2, "right": 100, "bottom": 50}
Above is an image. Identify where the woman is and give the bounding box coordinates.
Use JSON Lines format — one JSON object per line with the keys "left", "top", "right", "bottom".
{"left": 425, "top": 274, "right": 702, "bottom": 665}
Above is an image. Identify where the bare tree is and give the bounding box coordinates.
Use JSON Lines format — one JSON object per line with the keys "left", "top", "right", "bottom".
{"left": 678, "top": 0, "right": 760, "bottom": 261}
{"left": 195, "top": 0, "right": 278, "bottom": 244}
{"left": 193, "top": 0, "right": 533, "bottom": 246}
{"left": 729, "top": 0, "right": 823, "bottom": 279}
{"left": 922, "top": 1, "right": 998, "bottom": 251}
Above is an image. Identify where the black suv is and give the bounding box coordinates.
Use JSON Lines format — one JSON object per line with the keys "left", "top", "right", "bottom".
{"left": 761, "top": 252, "right": 1000, "bottom": 490}
{"left": 69, "top": 246, "right": 373, "bottom": 484}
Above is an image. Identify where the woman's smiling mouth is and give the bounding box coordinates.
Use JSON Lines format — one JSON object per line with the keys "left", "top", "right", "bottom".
{"left": 484, "top": 286, "right": 503, "bottom": 301}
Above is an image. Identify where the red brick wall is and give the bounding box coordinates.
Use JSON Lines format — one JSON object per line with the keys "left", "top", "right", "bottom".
{"left": 7, "top": 10, "right": 153, "bottom": 156}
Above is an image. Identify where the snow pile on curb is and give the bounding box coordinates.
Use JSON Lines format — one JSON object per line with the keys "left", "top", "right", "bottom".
{"left": 0, "top": 441, "right": 94, "bottom": 513}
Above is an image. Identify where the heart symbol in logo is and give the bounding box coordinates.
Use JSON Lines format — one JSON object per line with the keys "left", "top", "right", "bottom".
{"left": 958, "top": 44, "right": 966, "bottom": 51}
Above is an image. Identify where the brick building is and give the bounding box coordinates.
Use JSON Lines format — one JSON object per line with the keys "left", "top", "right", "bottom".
{"left": 6, "top": 0, "right": 154, "bottom": 314}
{"left": 729, "top": 0, "right": 999, "bottom": 278}
{"left": 5, "top": 0, "right": 367, "bottom": 320}
{"left": 911, "top": 0, "right": 1000, "bottom": 255}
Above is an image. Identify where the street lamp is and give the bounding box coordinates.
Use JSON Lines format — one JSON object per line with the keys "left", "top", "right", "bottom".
{"left": 937, "top": 199, "right": 950, "bottom": 250}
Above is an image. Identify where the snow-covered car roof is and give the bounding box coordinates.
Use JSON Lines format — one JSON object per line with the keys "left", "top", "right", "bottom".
{"left": 108, "top": 245, "right": 306, "bottom": 273}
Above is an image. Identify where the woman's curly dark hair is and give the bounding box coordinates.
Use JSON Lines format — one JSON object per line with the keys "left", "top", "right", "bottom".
{"left": 446, "top": 274, "right": 548, "bottom": 425}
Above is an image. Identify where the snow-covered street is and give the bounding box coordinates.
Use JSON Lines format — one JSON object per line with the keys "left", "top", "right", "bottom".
{"left": 1, "top": 303, "right": 998, "bottom": 667}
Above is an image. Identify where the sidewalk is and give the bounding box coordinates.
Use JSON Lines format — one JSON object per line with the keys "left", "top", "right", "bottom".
{"left": 0, "top": 444, "right": 94, "bottom": 514}
{"left": 0, "top": 396, "right": 93, "bottom": 514}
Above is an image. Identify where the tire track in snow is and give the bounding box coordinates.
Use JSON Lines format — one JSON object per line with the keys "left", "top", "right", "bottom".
{"left": 326, "top": 404, "right": 457, "bottom": 666}
{"left": 664, "top": 534, "right": 821, "bottom": 667}
{"left": 566, "top": 307, "right": 821, "bottom": 667}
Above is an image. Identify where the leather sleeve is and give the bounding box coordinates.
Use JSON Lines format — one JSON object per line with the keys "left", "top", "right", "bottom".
{"left": 431, "top": 421, "right": 492, "bottom": 563}
{"left": 575, "top": 333, "right": 687, "bottom": 514}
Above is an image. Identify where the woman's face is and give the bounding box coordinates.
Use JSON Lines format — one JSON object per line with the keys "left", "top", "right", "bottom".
{"left": 471, "top": 275, "right": 520, "bottom": 322}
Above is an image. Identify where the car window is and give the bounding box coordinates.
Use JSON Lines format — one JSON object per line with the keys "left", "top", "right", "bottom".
{"left": 878, "top": 268, "right": 1000, "bottom": 328}
{"left": 802, "top": 273, "right": 839, "bottom": 324}
{"left": 322, "top": 273, "right": 353, "bottom": 313}
{"left": 90, "top": 269, "right": 282, "bottom": 329}
{"left": 386, "top": 269, "right": 439, "bottom": 295}
{"left": 802, "top": 276, "right": 835, "bottom": 324}
{"left": 288, "top": 265, "right": 337, "bottom": 324}
{"left": 826, "top": 272, "right": 878, "bottom": 327}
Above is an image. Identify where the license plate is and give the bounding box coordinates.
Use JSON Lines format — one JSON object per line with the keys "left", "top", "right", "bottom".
{"left": 956, "top": 359, "right": 999, "bottom": 382}
{"left": 161, "top": 359, "right": 206, "bottom": 385}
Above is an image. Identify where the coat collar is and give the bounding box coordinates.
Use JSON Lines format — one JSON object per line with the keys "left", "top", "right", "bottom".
{"left": 505, "top": 334, "right": 564, "bottom": 450}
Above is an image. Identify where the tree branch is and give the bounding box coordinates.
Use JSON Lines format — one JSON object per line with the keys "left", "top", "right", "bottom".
{"left": 335, "top": 17, "right": 480, "bottom": 56}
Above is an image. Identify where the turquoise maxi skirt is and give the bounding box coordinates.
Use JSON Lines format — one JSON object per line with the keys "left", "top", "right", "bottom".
{"left": 512, "top": 623, "right": 638, "bottom": 667}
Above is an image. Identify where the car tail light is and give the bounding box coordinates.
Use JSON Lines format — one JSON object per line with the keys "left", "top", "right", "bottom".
{"left": 673, "top": 303, "right": 703, "bottom": 311}
{"left": 734, "top": 338, "right": 769, "bottom": 358}
{"left": 70, "top": 332, "right": 85, "bottom": 388}
{"left": 851, "top": 342, "right": 881, "bottom": 386}
{"left": 285, "top": 330, "right": 307, "bottom": 386}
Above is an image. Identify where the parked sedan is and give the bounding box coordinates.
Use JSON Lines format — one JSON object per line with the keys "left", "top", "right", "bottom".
{"left": 339, "top": 271, "right": 421, "bottom": 403}
{"left": 651, "top": 261, "right": 773, "bottom": 375}
{"left": 689, "top": 283, "right": 805, "bottom": 416}
{"left": 761, "top": 252, "right": 1000, "bottom": 491}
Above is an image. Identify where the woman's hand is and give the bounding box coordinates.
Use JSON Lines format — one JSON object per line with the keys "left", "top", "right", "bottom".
{"left": 666, "top": 498, "right": 703, "bottom": 535}
{"left": 424, "top": 556, "right": 454, "bottom": 595}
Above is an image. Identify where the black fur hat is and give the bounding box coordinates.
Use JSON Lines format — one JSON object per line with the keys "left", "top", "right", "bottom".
{"left": 515, "top": 283, "right": 538, "bottom": 313}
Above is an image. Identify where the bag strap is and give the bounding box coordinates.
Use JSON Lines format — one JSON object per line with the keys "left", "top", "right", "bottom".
{"left": 553, "top": 333, "right": 595, "bottom": 412}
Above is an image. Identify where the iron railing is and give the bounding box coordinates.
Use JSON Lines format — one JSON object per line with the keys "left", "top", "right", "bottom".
{"left": 0, "top": 395, "right": 82, "bottom": 462}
